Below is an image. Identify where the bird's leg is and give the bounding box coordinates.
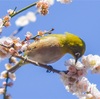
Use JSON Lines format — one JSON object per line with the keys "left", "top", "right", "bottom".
{"left": 46, "top": 65, "right": 54, "bottom": 73}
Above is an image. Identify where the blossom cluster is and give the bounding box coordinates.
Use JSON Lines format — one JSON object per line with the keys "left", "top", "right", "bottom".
{"left": 0, "top": 9, "right": 16, "bottom": 33}
{"left": 36, "top": 0, "right": 72, "bottom": 15}
{"left": 0, "top": 32, "right": 33, "bottom": 99}
{"left": 60, "top": 54, "right": 100, "bottom": 99}
{"left": 0, "top": 32, "right": 33, "bottom": 59}
{"left": 82, "top": 54, "right": 100, "bottom": 74}
{"left": 0, "top": 28, "right": 52, "bottom": 99}
{"left": 0, "top": 0, "right": 73, "bottom": 98}
{"left": 0, "top": 0, "right": 72, "bottom": 33}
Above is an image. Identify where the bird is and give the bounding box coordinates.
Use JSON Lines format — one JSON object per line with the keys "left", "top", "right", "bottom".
{"left": 8, "top": 32, "right": 86, "bottom": 73}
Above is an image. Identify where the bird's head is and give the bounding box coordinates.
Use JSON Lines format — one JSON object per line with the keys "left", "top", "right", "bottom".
{"left": 64, "top": 33, "right": 86, "bottom": 63}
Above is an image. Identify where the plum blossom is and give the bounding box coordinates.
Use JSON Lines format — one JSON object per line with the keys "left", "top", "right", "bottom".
{"left": 0, "top": 88, "right": 5, "bottom": 94}
{"left": 0, "top": 37, "right": 14, "bottom": 58}
{"left": 37, "top": 30, "right": 45, "bottom": 36}
{"left": 0, "top": 37, "right": 13, "bottom": 47}
{"left": 3, "top": 81, "right": 13, "bottom": 87}
{"left": 15, "top": 16, "right": 29, "bottom": 26}
{"left": 9, "top": 57, "right": 18, "bottom": 64}
{"left": 5, "top": 63, "right": 12, "bottom": 70}
{"left": 82, "top": 54, "right": 100, "bottom": 73}
{"left": 3, "top": 15, "right": 11, "bottom": 21}
{"left": 7, "top": 9, "right": 16, "bottom": 15}
{"left": 15, "top": 12, "right": 36, "bottom": 26}
{"left": 8, "top": 47, "right": 15, "bottom": 54}
{"left": 42, "top": 0, "right": 54, "bottom": 5}
{"left": 36, "top": 0, "right": 49, "bottom": 15}
{"left": 60, "top": 72, "right": 100, "bottom": 99}
{"left": 0, "top": 19, "right": 3, "bottom": 33}
{"left": 25, "top": 31, "right": 33, "bottom": 40}
{"left": 14, "top": 43, "right": 22, "bottom": 50}
{"left": 0, "top": 71, "right": 16, "bottom": 81}
{"left": 26, "top": 12, "right": 36, "bottom": 22}
{"left": 60, "top": 57, "right": 100, "bottom": 99}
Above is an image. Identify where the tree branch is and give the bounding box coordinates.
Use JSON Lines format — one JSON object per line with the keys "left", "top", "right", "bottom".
{"left": 10, "top": 2, "right": 37, "bottom": 18}
{"left": 12, "top": 54, "right": 61, "bottom": 74}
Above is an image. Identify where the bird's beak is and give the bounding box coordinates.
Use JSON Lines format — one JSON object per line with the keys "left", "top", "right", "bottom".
{"left": 75, "top": 58, "right": 78, "bottom": 64}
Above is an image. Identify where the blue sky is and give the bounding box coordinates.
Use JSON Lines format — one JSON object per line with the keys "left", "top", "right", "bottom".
{"left": 0, "top": 0, "right": 100, "bottom": 99}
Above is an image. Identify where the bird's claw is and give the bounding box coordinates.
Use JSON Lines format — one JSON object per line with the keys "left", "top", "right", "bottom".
{"left": 23, "top": 55, "right": 28, "bottom": 63}
{"left": 46, "top": 65, "right": 53, "bottom": 73}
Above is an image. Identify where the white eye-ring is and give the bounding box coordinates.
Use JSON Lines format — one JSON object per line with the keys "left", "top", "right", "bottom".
{"left": 75, "top": 52, "right": 80, "bottom": 57}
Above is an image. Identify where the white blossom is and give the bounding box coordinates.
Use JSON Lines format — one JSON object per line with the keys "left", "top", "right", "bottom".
{"left": 0, "top": 71, "right": 8, "bottom": 79}
{"left": 0, "top": 19, "right": 3, "bottom": 33}
{"left": 0, "top": 88, "right": 5, "bottom": 94}
{"left": 15, "top": 16, "right": 29, "bottom": 26}
{"left": 60, "top": 71, "right": 100, "bottom": 99}
{"left": 0, "top": 37, "right": 13, "bottom": 47}
{"left": 5, "top": 63, "right": 12, "bottom": 70}
{"left": 64, "top": 59, "right": 75, "bottom": 66}
{"left": 90, "top": 84, "right": 100, "bottom": 98}
{"left": 26, "top": 12, "right": 36, "bottom": 22}
{"left": 20, "top": 43, "right": 28, "bottom": 52}
{"left": 45, "top": 0, "right": 54, "bottom": 5}
{"left": 65, "top": 59, "right": 85, "bottom": 70}
{"left": 82, "top": 54, "right": 100, "bottom": 73}
{"left": 15, "top": 12, "right": 37, "bottom": 26}
{"left": 0, "top": 71, "right": 16, "bottom": 81}
{"left": 8, "top": 72, "right": 16, "bottom": 81}
{"left": 25, "top": 31, "right": 33, "bottom": 39}
{"left": 14, "top": 42, "right": 22, "bottom": 50}
{"left": 7, "top": 9, "right": 16, "bottom": 15}
{"left": 0, "top": 37, "right": 14, "bottom": 58}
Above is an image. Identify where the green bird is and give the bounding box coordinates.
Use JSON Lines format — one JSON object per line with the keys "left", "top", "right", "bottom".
{"left": 8, "top": 32, "right": 86, "bottom": 73}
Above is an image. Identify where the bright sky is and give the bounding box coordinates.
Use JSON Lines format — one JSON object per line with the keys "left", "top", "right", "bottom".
{"left": 0, "top": 0, "right": 100, "bottom": 99}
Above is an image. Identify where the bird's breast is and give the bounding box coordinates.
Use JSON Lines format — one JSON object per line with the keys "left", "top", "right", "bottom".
{"left": 25, "top": 37, "right": 65, "bottom": 64}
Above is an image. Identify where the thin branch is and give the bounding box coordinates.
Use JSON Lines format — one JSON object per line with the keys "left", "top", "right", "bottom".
{"left": 12, "top": 54, "right": 61, "bottom": 74}
{"left": 30, "top": 28, "right": 54, "bottom": 40}
{"left": 3, "top": 72, "right": 9, "bottom": 99}
{"left": 0, "top": 44, "right": 61, "bottom": 74}
{"left": 10, "top": 2, "right": 37, "bottom": 18}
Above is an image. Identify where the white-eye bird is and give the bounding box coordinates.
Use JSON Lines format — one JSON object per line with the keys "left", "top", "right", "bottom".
{"left": 8, "top": 32, "right": 86, "bottom": 73}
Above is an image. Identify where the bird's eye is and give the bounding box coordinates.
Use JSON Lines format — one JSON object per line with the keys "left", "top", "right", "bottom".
{"left": 75, "top": 52, "right": 80, "bottom": 57}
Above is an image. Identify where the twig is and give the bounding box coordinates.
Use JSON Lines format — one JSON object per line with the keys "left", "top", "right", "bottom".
{"left": 3, "top": 72, "right": 9, "bottom": 99}
{"left": 10, "top": 2, "right": 37, "bottom": 18}
{"left": 31, "top": 28, "right": 54, "bottom": 40}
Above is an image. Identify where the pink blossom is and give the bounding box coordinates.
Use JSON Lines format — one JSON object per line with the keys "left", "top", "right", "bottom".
{"left": 68, "top": 66, "right": 77, "bottom": 74}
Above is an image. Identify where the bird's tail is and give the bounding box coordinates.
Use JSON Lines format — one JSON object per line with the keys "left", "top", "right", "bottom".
{"left": 8, "top": 60, "right": 25, "bottom": 73}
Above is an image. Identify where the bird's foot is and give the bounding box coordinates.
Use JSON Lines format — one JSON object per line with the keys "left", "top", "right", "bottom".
{"left": 62, "top": 70, "right": 69, "bottom": 74}
{"left": 46, "top": 65, "right": 53, "bottom": 73}
{"left": 22, "top": 55, "right": 28, "bottom": 63}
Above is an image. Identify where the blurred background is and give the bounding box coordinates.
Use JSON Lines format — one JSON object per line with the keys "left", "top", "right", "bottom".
{"left": 0, "top": 0, "right": 100, "bottom": 99}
